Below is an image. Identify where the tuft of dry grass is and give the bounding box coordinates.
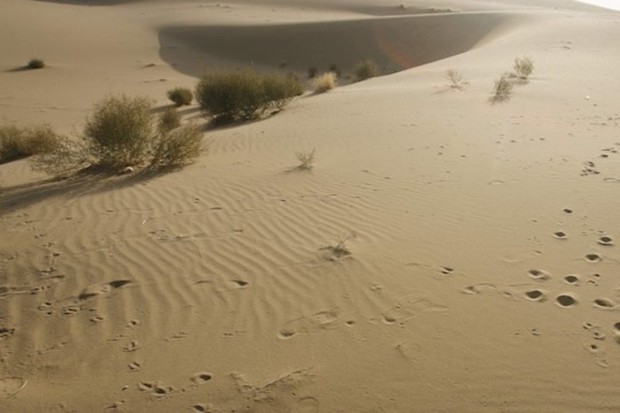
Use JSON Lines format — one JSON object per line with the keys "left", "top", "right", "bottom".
{"left": 444, "top": 69, "right": 469, "bottom": 90}
{"left": 513, "top": 56, "right": 534, "bottom": 80}
{"left": 313, "top": 72, "right": 337, "bottom": 94}
{"left": 158, "top": 107, "right": 182, "bottom": 134}
{"left": 27, "top": 58, "right": 45, "bottom": 69}
{"left": 167, "top": 87, "right": 193, "bottom": 106}
{"left": 491, "top": 75, "right": 513, "bottom": 102}
{"left": 295, "top": 149, "right": 316, "bottom": 170}
{"left": 151, "top": 123, "right": 204, "bottom": 169}
{"left": 0, "top": 124, "right": 61, "bottom": 164}
{"left": 354, "top": 59, "right": 379, "bottom": 82}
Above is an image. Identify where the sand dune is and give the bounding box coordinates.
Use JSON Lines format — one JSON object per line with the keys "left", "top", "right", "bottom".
{"left": 159, "top": 12, "right": 523, "bottom": 77}
{"left": 1, "top": 0, "right": 620, "bottom": 412}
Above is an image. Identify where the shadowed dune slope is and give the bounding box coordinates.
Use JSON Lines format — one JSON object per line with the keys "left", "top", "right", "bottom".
{"left": 159, "top": 12, "right": 523, "bottom": 77}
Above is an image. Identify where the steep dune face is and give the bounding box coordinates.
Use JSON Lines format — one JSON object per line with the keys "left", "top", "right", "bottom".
{"left": 159, "top": 12, "right": 521, "bottom": 78}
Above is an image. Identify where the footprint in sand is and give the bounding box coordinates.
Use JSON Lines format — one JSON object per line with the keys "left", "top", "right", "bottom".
{"left": 597, "top": 236, "right": 613, "bottom": 246}
{"left": 0, "top": 377, "right": 27, "bottom": 398}
{"left": 529, "top": 269, "right": 551, "bottom": 281}
{"left": 191, "top": 372, "right": 213, "bottom": 385}
{"left": 128, "top": 361, "right": 142, "bottom": 371}
{"left": 593, "top": 298, "right": 617, "bottom": 310}
{"left": 382, "top": 296, "right": 448, "bottom": 326}
{"left": 0, "top": 328, "right": 15, "bottom": 341}
{"left": 614, "top": 322, "right": 620, "bottom": 345}
{"left": 524, "top": 289, "right": 547, "bottom": 302}
{"left": 439, "top": 266, "right": 454, "bottom": 275}
{"left": 78, "top": 280, "right": 131, "bottom": 301}
{"left": 278, "top": 308, "right": 341, "bottom": 339}
{"left": 138, "top": 381, "right": 173, "bottom": 398}
{"left": 553, "top": 231, "right": 567, "bottom": 240}
{"left": 585, "top": 253, "right": 602, "bottom": 263}
{"left": 61, "top": 305, "right": 80, "bottom": 317}
{"left": 192, "top": 404, "right": 212, "bottom": 413}
{"left": 555, "top": 293, "right": 578, "bottom": 308}
{"left": 564, "top": 274, "right": 580, "bottom": 285}
{"left": 294, "top": 396, "right": 319, "bottom": 413}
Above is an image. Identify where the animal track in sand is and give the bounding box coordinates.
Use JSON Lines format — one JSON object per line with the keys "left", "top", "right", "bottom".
{"left": 585, "top": 253, "right": 601, "bottom": 263}
{"left": 593, "top": 298, "right": 617, "bottom": 309}
{"left": 138, "top": 381, "right": 173, "bottom": 398}
{"left": 597, "top": 236, "right": 613, "bottom": 246}
{"left": 128, "top": 361, "right": 142, "bottom": 371}
{"left": 555, "top": 293, "right": 578, "bottom": 308}
{"left": 0, "top": 377, "right": 27, "bottom": 398}
{"left": 614, "top": 322, "right": 620, "bottom": 333}
{"left": 61, "top": 306, "right": 80, "bottom": 317}
{"left": 528, "top": 269, "right": 551, "bottom": 281}
{"left": 439, "top": 266, "right": 454, "bottom": 275}
{"left": 524, "top": 289, "right": 547, "bottom": 302}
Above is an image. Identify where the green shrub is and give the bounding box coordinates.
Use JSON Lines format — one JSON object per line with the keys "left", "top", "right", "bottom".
{"left": 354, "top": 59, "right": 379, "bottom": 82}
{"left": 313, "top": 72, "right": 337, "bottom": 93}
{"left": 195, "top": 71, "right": 302, "bottom": 122}
{"left": 28, "top": 58, "right": 45, "bottom": 69}
{"left": 514, "top": 56, "right": 534, "bottom": 80}
{"left": 0, "top": 124, "right": 61, "bottom": 163}
{"left": 83, "top": 95, "right": 155, "bottom": 169}
{"left": 158, "top": 107, "right": 182, "bottom": 134}
{"left": 167, "top": 87, "right": 193, "bottom": 106}
{"left": 151, "top": 123, "right": 203, "bottom": 169}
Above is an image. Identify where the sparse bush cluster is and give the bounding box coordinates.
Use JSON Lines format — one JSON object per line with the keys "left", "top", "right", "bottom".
{"left": 195, "top": 71, "right": 303, "bottom": 122}
{"left": 167, "top": 87, "right": 193, "bottom": 106}
{"left": 444, "top": 69, "right": 469, "bottom": 90}
{"left": 30, "top": 95, "right": 204, "bottom": 176}
{"left": 490, "top": 56, "right": 535, "bottom": 102}
{"left": 0, "top": 124, "right": 61, "bottom": 164}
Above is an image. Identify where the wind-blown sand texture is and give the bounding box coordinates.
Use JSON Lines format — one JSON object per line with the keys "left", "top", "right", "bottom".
{"left": 1, "top": 0, "right": 620, "bottom": 411}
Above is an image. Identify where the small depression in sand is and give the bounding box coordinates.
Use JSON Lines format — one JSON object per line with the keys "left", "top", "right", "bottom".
{"left": 528, "top": 269, "right": 551, "bottom": 280}
{"left": 159, "top": 12, "right": 519, "bottom": 78}
{"left": 564, "top": 274, "right": 580, "bottom": 285}
{"left": 555, "top": 294, "right": 578, "bottom": 308}
{"left": 524, "top": 289, "right": 546, "bottom": 302}
{"left": 597, "top": 236, "right": 613, "bottom": 246}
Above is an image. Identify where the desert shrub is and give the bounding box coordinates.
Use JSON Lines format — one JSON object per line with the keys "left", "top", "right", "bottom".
{"left": 296, "top": 149, "right": 316, "bottom": 170}
{"left": 28, "top": 58, "right": 45, "bottom": 69}
{"left": 328, "top": 64, "right": 342, "bottom": 77}
{"left": 151, "top": 123, "right": 203, "bottom": 169}
{"left": 0, "top": 124, "right": 61, "bottom": 163}
{"left": 444, "top": 69, "right": 468, "bottom": 90}
{"left": 313, "top": 72, "right": 337, "bottom": 94}
{"left": 492, "top": 75, "right": 513, "bottom": 102}
{"left": 354, "top": 59, "right": 379, "bottom": 82}
{"left": 196, "top": 71, "right": 302, "bottom": 122}
{"left": 514, "top": 57, "right": 534, "bottom": 80}
{"left": 158, "top": 107, "right": 182, "bottom": 134}
{"left": 30, "top": 137, "right": 90, "bottom": 176}
{"left": 83, "top": 95, "right": 155, "bottom": 169}
{"left": 167, "top": 87, "right": 193, "bottom": 106}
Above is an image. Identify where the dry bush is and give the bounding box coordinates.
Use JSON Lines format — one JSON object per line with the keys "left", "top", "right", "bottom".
{"left": 295, "top": 149, "right": 316, "bottom": 170}
{"left": 196, "top": 71, "right": 302, "bottom": 122}
{"left": 158, "top": 107, "right": 182, "bottom": 134}
{"left": 27, "top": 58, "right": 45, "bottom": 69}
{"left": 0, "top": 124, "right": 61, "bottom": 163}
{"left": 444, "top": 69, "right": 469, "bottom": 90}
{"left": 151, "top": 123, "right": 203, "bottom": 169}
{"left": 354, "top": 59, "right": 379, "bottom": 82}
{"left": 30, "top": 137, "right": 90, "bottom": 177}
{"left": 492, "top": 75, "right": 513, "bottom": 102}
{"left": 313, "top": 72, "right": 337, "bottom": 94}
{"left": 83, "top": 95, "right": 155, "bottom": 169}
{"left": 167, "top": 87, "right": 193, "bottom": 106}
{"left": 514, "top": 57, "right": 534, "bottom": 80}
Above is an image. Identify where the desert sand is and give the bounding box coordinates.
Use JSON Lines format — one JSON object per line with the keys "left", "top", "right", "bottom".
{"left": 1, "top": 0, "right": 620, "bottom": 411}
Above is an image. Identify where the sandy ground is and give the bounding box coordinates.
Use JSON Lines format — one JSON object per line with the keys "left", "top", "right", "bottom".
{"left": 1, "top": 0, "right": 620, "bottom": 412}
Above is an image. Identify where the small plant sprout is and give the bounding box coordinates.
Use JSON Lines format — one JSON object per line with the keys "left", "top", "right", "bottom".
{"left": 296, "top": 149, "right": 316, "bottom": 170}
{"left": 513, "top": 56, "right": 534, "bottom": 80}
{"left": 444, "top": 69, "right": 469, "bottom": 90}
